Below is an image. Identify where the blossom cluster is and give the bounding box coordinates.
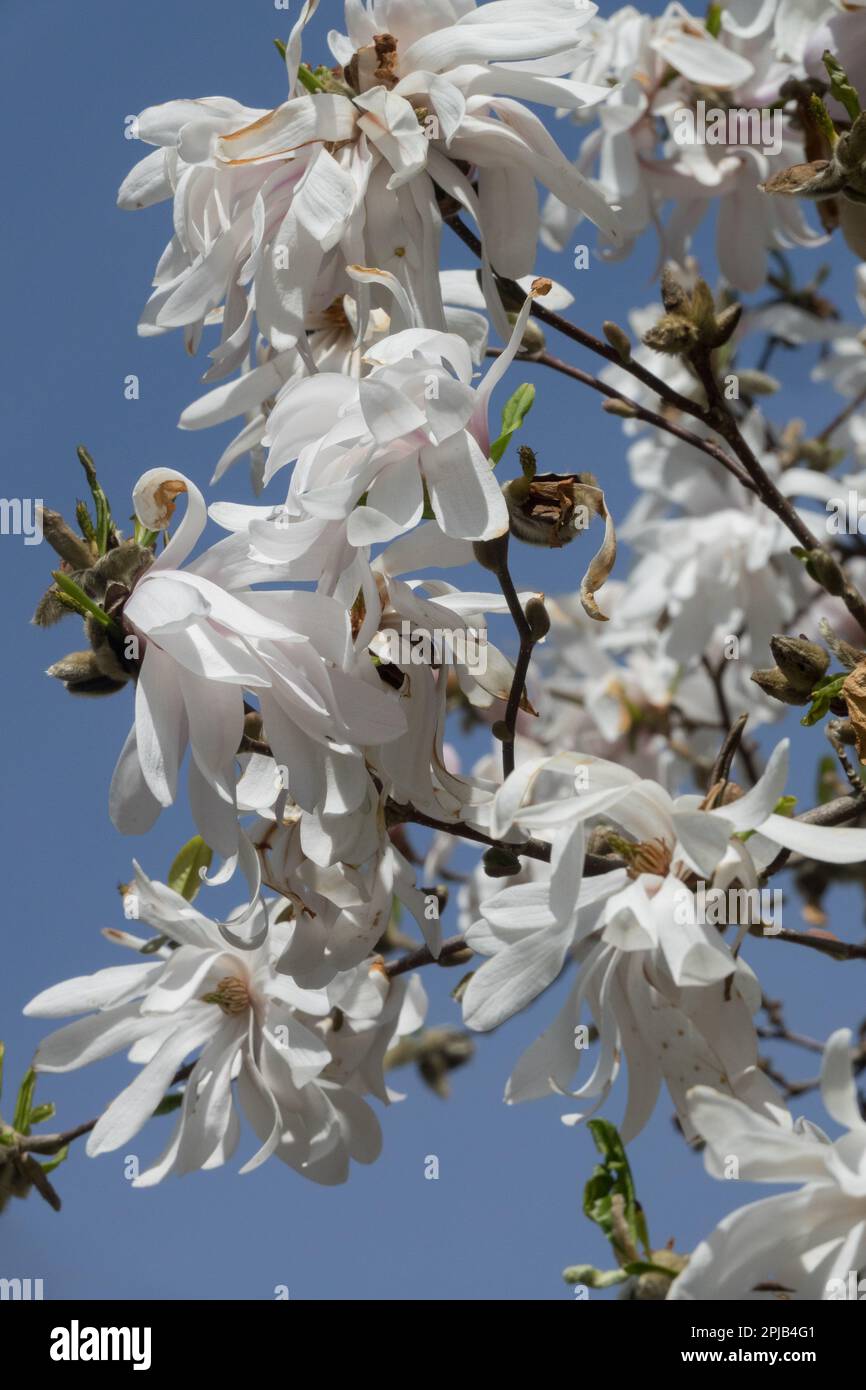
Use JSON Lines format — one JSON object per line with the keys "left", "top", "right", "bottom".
{"left": 19, "top": 0, "right": 866, "bottom": 1300}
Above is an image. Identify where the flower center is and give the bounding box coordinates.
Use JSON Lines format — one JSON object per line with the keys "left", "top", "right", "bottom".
{"left": 202, "top": 975, "right": 251, "bottom": 1015}
{"left": 607, "top": 834, "right": 673, "bottom": 880}
{"left": 321, "top": 296, "right": 351, "bottom": 330}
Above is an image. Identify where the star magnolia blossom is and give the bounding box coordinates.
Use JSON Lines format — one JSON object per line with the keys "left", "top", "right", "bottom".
{"left": 256, "top": 271, "right": 544, "bottom": 544}
{"left": 669, "top": 1028, "right": 866, "bottom": 1300}
{"left": 542, "top": 1, "right": 826, "bottom": 290}
{"left": 112, "top": 468, "right": 405, "bottom": 866}
{"left": 25, "top": 864, "right": 427, "bottom": 1186}
{"left": 118, "top": 0, "right": 618, "bottom": 378}
{"left": 460, "top": 740, "right": 866, "bottom": 1136}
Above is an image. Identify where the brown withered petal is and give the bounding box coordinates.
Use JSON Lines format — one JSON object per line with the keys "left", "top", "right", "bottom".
{"left": 578, "top": 484, "right": 617, "bottom": 623}
{"left": 841, "top": 663, "right": 866, "bottom": 763}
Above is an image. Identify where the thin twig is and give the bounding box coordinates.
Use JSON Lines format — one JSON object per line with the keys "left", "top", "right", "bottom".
{"left": 385, "top": 934, "right": 471, "bottom": 979}
{"left": 450, "top": 211, "right": 866, "bottom": 634}
{"left": 817, "top": 383, "right": 866, "bottom": 443}
{"left": 486, "top": 346, "right": 756, "bottom": 493}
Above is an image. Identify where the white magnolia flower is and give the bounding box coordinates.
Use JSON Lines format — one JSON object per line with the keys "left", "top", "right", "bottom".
{"left": 250, "top": 806, "right": 445, "bottom": 983}
{"left": 811, "top": 265, "right": 866, "bottom": 403}
{"left": 461, "top": 739, "right": 866, "bottom": 1135}
{"left": 617, "top": 489, "right": 806, "bottom": 667}
{"left": 111, "top": 469, "right": 405, "bottom": 861}
{"left": 257, "top": 274, "right": 545, "bottom": 545}
{"left": 25, "top": 865, "right": 427, "bottom": 1186}
{"left": 119, "top": 0, "right": 618, "bottom": 376}
{"left": 670, "top": 1028, "right": 866, "bottom": 1300}
{"left": 177, "top": 268, "right": 510, "bottom": 492}
{"left": 542, "top": 1, "right": 826, "bottom": 290}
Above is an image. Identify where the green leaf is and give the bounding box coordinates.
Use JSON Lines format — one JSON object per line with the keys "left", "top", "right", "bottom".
{"left": 823, "top": 51, "right": 861, "bottom": 124}
{"left": 274, "top": 37, "right": 287, "bottom": 60}
{"left": 801, "top": 672, "right": 847, "bottom": 727}
{"left": 297, "top": 63, "right": 326, "bottom": 94}
{"left": 13, "top": 1069, "right": 37, "bottom": 1135}
{"left": 622, "top": 1259, "right": 681, "bottom": 1280}
{"left": 489, "top": 383, "right": 535, "bottom": 465}
{"left": 28, "top": 1103, "right": 56, "bottom": 1127}
{"left": 77, "top": 447, "right": 113, "bottom": 556}
{"left": 705, "top": 4, "right": 723, "bottom": 39}
{"left": 41, "top": 1146, "right": 69, "bottom": 1176}
{"left": 75, "top": 500, "right": 97, "bottom": 547}
{"left": 738, "top": 794, "right": 798, "bottom": 841}
{"left": 133, "top": 519, "right": 159, "bottom": 548}
{"left": 51, "top": 571, "right": 121, "bottom": 635}
{"left": 168, "top": 836, "right": 213, "bottom": 903}
{"left": 809, "top": 91, "right": 839, "bottom": 148}
{"left": 582, "top": 1119, "right": 650, "bottom": 1264}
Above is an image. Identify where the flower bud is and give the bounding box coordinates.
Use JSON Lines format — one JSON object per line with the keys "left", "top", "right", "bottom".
{"left": 750, "top": 666, "right": 812, "bottom": 706}
{"left": 472, "top": 533, "right": 510, "bottom": 573}
{"left": 769, "top": 635, "right": 829, "bottom": 691}
{"left": 482, "top": 846, "right": 523, "bottom": 878}
{"left": 805, "top": 547, "right": 846, "bottom": 597}
{"left": 602, "top": 320, "right": 632, "bottom": 361}
{"left": 642, "top": 313, "right": 699, "bottom": 357}
{"left": 525, "top": 596, "right": 551, "bottom": 641}
{"left": 603, "top": 398, "right": 640, "bottom": 418}
{"left": 708, "top": 301, "right": 743, "bottom": 347}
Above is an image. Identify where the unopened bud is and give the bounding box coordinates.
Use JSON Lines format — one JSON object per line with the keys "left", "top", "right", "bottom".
{"left": 750, "top": 667, "right": 811, "bottom": 706}
{"left": 709, "top": 301, "right": 743, "bottom": 347}
{"left": 660, "top": 267, "right": 689, "bottom": 313}
{"left": 437, "top": 947, "right": 474, "bottom": 968}
{"left": 602, "top": 321, "right": 632, "bottom": 361}
{"left": 769, "top": 635, "right": 829, "bottom": 691}
{"left": 39, "top": 508, "right": 94, "bottom": 570}
{"left": 492, "top": 720, "right": 514, "bottom": 743}
{"left": 806, "top": 547, "right": 846, "bottom": 597}
{"left": 519, "top": 318, "right": 546, "bottom": 356}
{"left": 603, "top": 398, "right": 640, "bottom": 418}
{"left": 473, "top": 533, "right": 509, "bottom": 573}
{"left": 735, "top": 369, "right": 780, "bottom": 397}
{"left": 643, "top": 313, "right": 699, "bottom": 357}
{"left": 525, "top": 596, "right": 551, "bottom": 641}
{"left": 483, "top": 846, "right": 522, "bottom": 878}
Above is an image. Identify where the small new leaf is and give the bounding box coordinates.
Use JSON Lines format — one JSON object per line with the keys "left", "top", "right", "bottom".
{"left": 801, "top": 672, "right": 847, "bottom": 726}
{"left": 490, "top": 383, "right": 535, "bottom": 465}
{"left": 823, "top": 51, "right": 862, "bottom": 124}
{"left": 582, "top": 1119, "right": 650, "bottom": 1265}
{"left": 168, "top": 836, "right": 213, "bottom": 903}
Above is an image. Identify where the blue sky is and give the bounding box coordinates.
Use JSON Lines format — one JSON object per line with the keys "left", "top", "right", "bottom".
{"left": 1, "top": 0, "right": 864, "bottom": 1301}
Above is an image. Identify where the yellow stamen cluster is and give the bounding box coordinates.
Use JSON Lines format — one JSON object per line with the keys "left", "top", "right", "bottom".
{"left": 202, "top": 976, "right": 251, "bottom": 1015}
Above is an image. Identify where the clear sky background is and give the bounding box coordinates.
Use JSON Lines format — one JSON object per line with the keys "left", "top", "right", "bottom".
{"left": 2, "top": 0, "right": 864, "bottom": 1301}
